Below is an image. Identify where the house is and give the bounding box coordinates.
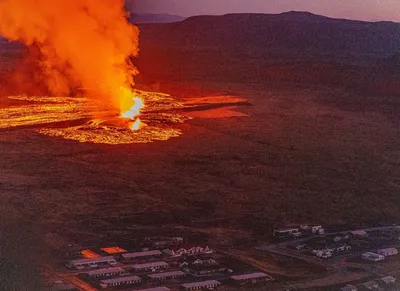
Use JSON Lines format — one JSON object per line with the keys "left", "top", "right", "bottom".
{"left": 361, "top": 252, "right": 385, "bottom": 262}
{"left": 376, "top": 247, "right": 398, "bottom": 257}
{"left": 350, "top": 230, "right": 368, "bottom": 237}
{"left": 273, "top": 228, "right": 301, "bottom": 238}
{"left": 180, "top": 280, "right": 221, "bottom": 291}
{"left": 121, "top": 250, "right": 162, "bottom": 262}
{"left": 131, "top": 261, "right": 169, "bottom": 272}
{"left": 164, "top": 245, "right": 213, "bottom": 257}
{"left": 85, "top": 267, "right": 125, "bottom": 278}
{"left": 148, "top": 270, "right": 186, "bottom": 281}
{"left": 230, "top": 272, "right": 273, "bottom": 285}
{"left": 359, "top": 281, "right": 379, "bottom": 290}
{"left": 340, "top": 285, "right": 358, "bottom": 291}
{"left": 183, "top": 263, "right": 226, "bottom": 276}
{"left": 66, "top": 256, "right": 117, "bottom": 270}
{"left": 99, "top": 275, "right": 141, "bottom": 288}
{"left": 311, "top": 225, "right": 324, "bottom": 234}
{"left": 380, "top": 275, "right": 396, "bottom": 284}
{"left": 335, "top": 244, "right": 352, "bottom": 252}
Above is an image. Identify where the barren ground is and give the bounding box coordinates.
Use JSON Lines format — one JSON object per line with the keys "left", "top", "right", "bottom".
{"left": 1, "top": 29, "right": 400, "bottom": 288}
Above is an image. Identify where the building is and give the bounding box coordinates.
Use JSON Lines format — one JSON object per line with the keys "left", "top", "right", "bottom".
{"left": 133, "top": 288, "right": 170, "bottom": 291}
{"left": 273, "top": 228, "right": 301, "bottom": 238}
{"left": 230, "top": 272, "right": 273, "bottom": 285}
{"left": 66, "top": 256, "right": 117, "bottom": 270}
{"left": 181, "top": 280, "right": 221, "bottom": 291}
{"left": 85, "top": 267, "right": 125, "bottom": 278}
{"left": 101, "top": 247, "right": 127, "bottom": 254}
{"left": 376, "top": 247, "right": 398, "bottom": 257}
{"left": 361, "top": 252, "right": 385, "bottom": 262}
{"left": 148, "top": 270, "right": 186, "bottom": 281}
{"left": 311, "top": 225, "right": 324, "bottom": 234}
{"left": 380, "top": 275, "right": 396, "bottom": 284}
{"left": 184, "top": 264, "right": 226, "bottom": 276}
{"left": 164, "top": 245, "right": 213, "bottom": 257}
{"left": 121, "top": 250, "right": 162, "bottom": 262}
{"left": 99, "top": 275, "right": 141, "bottom": 288}
{"left": 335, "top": 244, "right": 352, "bottom": 252}
{"left": 340, "top": 285, "right": 358, "bottom": 291}
{"left": 359, "top": 281, "right": 379, "bottom": 290}
{"left": 131, "top": 261, "right": 169, "bottom": 272}
{"left": 179, "top": 257, "right": 218, "bottom": 268}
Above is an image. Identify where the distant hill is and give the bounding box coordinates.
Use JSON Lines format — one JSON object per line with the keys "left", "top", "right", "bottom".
{"left": 139, "top": 11, "right": 400, "bottom": 54}
{"left": 130, "top": 13, "right": 185, "bottom": 24}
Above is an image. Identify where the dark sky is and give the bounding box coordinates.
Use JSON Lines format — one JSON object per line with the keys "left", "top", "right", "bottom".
{"left": 128, "top": 0, "right": 400, "bottom": 22}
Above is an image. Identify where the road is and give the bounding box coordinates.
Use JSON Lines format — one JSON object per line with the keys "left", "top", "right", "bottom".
{"left": 256, "top": 225, "right": 400, "bottom": 290}
{"left": 43, "top": 265, "right": 98, "bottom": 291}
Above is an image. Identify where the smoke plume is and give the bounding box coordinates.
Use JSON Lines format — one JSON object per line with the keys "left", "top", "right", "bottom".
{"left": 0, "top": 0, "right": 139, "bottom": 110}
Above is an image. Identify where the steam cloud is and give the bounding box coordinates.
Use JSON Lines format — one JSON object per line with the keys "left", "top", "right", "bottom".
{"left": 0, "top": 0, "right": 139, "bottom": 109}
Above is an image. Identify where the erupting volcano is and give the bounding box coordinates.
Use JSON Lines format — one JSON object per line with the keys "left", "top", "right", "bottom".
{"left": 0, "top": 1, "right": 248, "bottom": 144}
{"left": 0, "top": 0, "right": 190, "bottom": 143}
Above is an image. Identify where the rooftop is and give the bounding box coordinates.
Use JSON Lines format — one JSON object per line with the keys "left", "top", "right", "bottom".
{"left": 101, "top": 275, "right": 141, "bottom": 284}
{"left": 85, "top": 267, "right": 124, "bottom": 276}
{"left": 380, "top": 275, "right": 396, "bottom": 284}
{"left": 101, "top": 247, "right": 127, "bottom": 254}
{"left": 181, "top": 280, "right": 221, "bottom": 288}
{"left": 231, "top": 272, "right": 271, "bottom": 281}
{"left": 131, "top": 261, "right": 169, "bottom": 269}
{"left": 122, "top": 250, "right": 162, "bottom": 259}
{"left": 148, "top": 271, "right": 186, "bottom": 279}
{"left": 132, "top": 288, "right": 170, "bottom": 291}
{"left": 69, "top": 256, "right": 116, "bottom": 265}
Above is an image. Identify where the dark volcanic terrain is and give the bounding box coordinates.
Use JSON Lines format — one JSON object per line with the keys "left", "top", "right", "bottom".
{"left": 1, "top": 11, "right": 400, "bottom": 287}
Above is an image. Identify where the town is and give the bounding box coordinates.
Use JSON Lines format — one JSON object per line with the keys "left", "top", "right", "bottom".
{"left": 44, "top": 224, "right": 400, "bottom": 291}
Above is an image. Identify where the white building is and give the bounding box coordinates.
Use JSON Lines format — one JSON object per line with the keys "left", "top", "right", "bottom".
{"left": 361, "top": 252, "right": 385, "bottom": 262}
{"left": 100, "top": 275, "right": 141, "bottom": 288}
{"left": 66, "top": 256, "right": 117, "bottom": 270}
{"left": 148, "top": 270, "right": 186, "bottom": 280}
{"left": 181, "top": 280, "right": 221, "bottom": 291}
{"left": 164, "top": 245, "right": 213, "bottom": 257}
{"left": 121, "top": 250, "right": 162, "bottom": 261}
{"left": 377, "top": 247, "right": 398, "bottom": 257}
{"left": 131, "top": 261, "right": 169, "bottom": 272}
{"left": 85, "top": 267, "right": 124, "bottom": 278}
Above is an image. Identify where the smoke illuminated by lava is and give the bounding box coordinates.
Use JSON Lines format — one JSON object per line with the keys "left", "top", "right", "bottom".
{"left": 0, "top": 0, "right": 141, "bottom": 119}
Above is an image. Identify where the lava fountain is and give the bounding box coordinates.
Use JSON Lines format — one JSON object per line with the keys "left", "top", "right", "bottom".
{"left": 0, "top": 0, "right": 144, "bottom": 126}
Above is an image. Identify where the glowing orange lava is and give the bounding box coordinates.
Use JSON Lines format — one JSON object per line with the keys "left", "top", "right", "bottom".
{"left": 0, "top": 91, "right": 190, "bottom": 144}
